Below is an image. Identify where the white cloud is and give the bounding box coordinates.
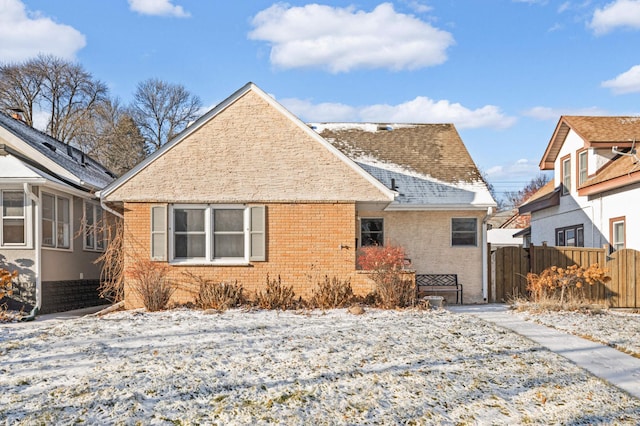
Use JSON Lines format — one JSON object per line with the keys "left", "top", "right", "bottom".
{"left": 280, "top": 96, "right": 515, "bottom": 130}
{"left": 601, "top": 64, "right": 640, "bottom": 93}
{"left": 484, "top": 159, "right": 542, "bottom": 180}
{"left": 590, "top": 0, "right": 640, "bottom": 35}
{"left": 0, "top": 0, "right": 85, "bottom": 62}
{"left": 128, "top": 0, "right": 190, "bottom": 18}
{"left": 248, "top": 3, "right": 454, "bottom": 73}
{"left": 523, "top": 106, "right": 609, "bottom": 120}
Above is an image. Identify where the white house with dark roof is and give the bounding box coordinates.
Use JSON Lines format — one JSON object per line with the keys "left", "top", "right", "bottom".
{"left": 520, "top": 116, "right": 640, "bottom": 251}
{"left": 0, "top": 111, "right": 115, "bottom": 315}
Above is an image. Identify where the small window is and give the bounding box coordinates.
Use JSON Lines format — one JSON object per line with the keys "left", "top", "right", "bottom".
{"left": 174, "top": 208, "right": 206, "bottom": 259}
{"left": 555, "top": 225, "right": 584, "bottom": 247}
{"left": 2, "top": 190, "right": 26, "bottom": 245}
{"left": 361, "top": 218, "right": 384, "bottom": 246}
{"left": 42, "top": 192, "right": 70, "bottom": 249}
{"left": 84, "top": 201, "right": 106, "bottom": 251}
{"left": 610, "top": 217, "right": 625, "bottom": 252}
{"left": 452, "top": 218, "right": 477, "bottom": 246}
{"left": 578, "top": 150, "right": 588, "bottom": 186}
{"left": 562, "top": 156, "right": 571, "bottom": 195}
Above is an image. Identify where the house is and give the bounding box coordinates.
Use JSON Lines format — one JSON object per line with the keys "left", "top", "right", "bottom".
{"left": 519, "top": 116, "right": 640, "bottom": 251}
{"left": 0, "top": 111, "right": 115, "bottom": 315}
{"left": 99, "top": 83, "right": 496, "bottom": 307}
{"left": 486, "top": 208, "right": 527, "bottom": 250}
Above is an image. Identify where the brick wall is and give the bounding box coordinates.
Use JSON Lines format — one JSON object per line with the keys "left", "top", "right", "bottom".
{"left": 123, "top": 202, "right": 373, "bottom": 308}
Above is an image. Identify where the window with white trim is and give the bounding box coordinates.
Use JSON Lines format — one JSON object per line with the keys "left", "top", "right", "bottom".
{"left": 562, "top": 156, "right": 571, "bottom": 195}
{"left": 84, "top": 201, "right": 106, "bottom": 251}
{"left": 611, "top": 218, "right": 625, "bottom": 252}
{"left": 42, "top": 192, "right": 70, "bottom": 249}
{"left": 452, "top": 218, "right": 477, "bottom": 246}
{"left": 578, "top": 150, "right": 588, "bottom": 186}
{"left": 164, "top": 205, "right": 265, "bottom": 263}
{"left": 1, "top": 190, "right": 26, "bottom": 246}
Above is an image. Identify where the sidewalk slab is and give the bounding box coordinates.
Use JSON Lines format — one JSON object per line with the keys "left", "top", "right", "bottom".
{"left": 449, "top": 304, "right": 640, "bottom": 399}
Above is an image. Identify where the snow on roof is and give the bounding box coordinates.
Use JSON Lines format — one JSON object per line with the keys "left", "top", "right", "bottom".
{"left": 0, "top": 111, "right": 115, "bottom": 190}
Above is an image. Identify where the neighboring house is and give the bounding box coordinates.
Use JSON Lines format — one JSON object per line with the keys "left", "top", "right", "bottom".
{"left": 99, "top": 83, "right": 496, "bottom": 307}
{"left": 487, "top": 208, "right": 527, "bottom": 250}
{"left": 519, "top": 116, "right": 640, "bottom": 251}
{"left": 0, "top": 111, "right": 115, "bottom": 315}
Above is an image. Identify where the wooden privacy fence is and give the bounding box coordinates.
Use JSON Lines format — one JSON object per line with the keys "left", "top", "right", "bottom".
{"left": 491, "top": 244, "right": 640, "bottom": 308}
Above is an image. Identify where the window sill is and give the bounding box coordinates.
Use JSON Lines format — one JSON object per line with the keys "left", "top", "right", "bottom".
{"left": 42, "top": 246, "right": 73, "bottom": 253}
{"left": 169, "top": 259, "right": 251, "bottom": 267}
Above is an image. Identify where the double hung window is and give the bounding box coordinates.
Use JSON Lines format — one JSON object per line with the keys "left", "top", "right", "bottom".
{"left": 156, "top": 205, "right": 265, "bottom": 263}
{"left": 42, "top": 193, "right": 70, "bottom": 249}
{"left": 84, "top": 202, "right": 106, "bottom": 251}
{"left": 1, "top": 190, "right": 26, "bottom": 246}
{"left": 452, "top": 218, "right": 477, "bottom": 246}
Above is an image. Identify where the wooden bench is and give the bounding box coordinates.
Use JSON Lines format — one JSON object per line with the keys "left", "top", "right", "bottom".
{"left": 416, "top": 274, "right": 463, "bottom": 305}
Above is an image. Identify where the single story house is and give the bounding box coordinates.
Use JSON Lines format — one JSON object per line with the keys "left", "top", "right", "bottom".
{"left": 520, "top": 116, "right": 640, "bottom": 251}
{"left": 0, "top": 111, "right": 115, "bottom": 315}
{"left": 99, "top": 83, "right": 496, "bottom": 307}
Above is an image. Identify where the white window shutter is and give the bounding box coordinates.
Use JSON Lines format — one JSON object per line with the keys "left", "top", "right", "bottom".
{"left": 249, "top": 206, "right": 266, "bottom": 261}
{"left": 151, "top": 205, "right": 167, "bottom": 261}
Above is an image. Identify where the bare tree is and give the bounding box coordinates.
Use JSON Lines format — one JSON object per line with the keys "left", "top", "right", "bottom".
{"left": 504, "top": 174, "right": 550, "bottom": 208}
{"left": 130, "top": 78, "right": 202, "bottom": 152}
{"left": 0, "top": 58, "right": 44, "bottom": 126}
{"left": 0, "top": 54, "right": 108, "bottom": 146}
{"left": 75, "top": 98, "right": 147, "bottom": 176}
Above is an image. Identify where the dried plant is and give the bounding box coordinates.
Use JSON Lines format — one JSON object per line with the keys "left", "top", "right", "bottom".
{"left": 128, "top": 259, "right": 174, "bottom": 312}
{"left": 95, "top": 216, "right": 125, "bottom": 303}
{"left": 186, "top": 272, "right": 244, "bottom": 311}
{"left": 255, "top": 274, "right": 295, "bottom": 310}
{"left": 357, "top": 244, "right": 415, "bottom": 309}
{"left": 526, "top": 263, "right": 611, "bottom": 308}
{"left": 310, "top": 276, "right": 354, "bottom": 309}
{"left": 0, "top": 268, "right": 18, "bottom": 322}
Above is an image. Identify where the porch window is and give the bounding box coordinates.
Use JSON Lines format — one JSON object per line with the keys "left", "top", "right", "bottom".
{"left": 610, "top": 217, "right": 625, "bottom": 252}
{"left": 167, "top": 205, "right": 265, "bottom": 263}
{"left": 84, "top": 201, "right": 106, "bottom": 251}
{"left": 452, "top": 218, "right": 477, "bottom": 246}
{"left": 42, "top": 193, "right": 70, "bottom": 249}
{"left": 360, "top": 218, "right": 383, "bottom": 246}
{"left": 1, "top": 190, "right": 26, "bottom": 245}
{"left": 555, "top": 225, "right": 584, "bottom": 247}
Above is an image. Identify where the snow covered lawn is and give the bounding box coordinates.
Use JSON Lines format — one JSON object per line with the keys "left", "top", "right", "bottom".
{"left": 2, "top": 308, "right": 639, "bottom": 425}
{"left": 515, "top": 308, "right": 640, "bottom": 358}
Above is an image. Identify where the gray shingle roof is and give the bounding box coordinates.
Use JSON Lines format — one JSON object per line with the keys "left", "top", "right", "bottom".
{"left": 0, "top": 111, "right": 115, "bottom": 190}
{"left": 312, "top": 123, "right": 495, "bottom": 208}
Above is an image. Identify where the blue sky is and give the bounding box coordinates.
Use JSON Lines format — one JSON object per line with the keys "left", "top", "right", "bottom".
{"left": 2, "top": 0, "right": 640, "bottom": 198}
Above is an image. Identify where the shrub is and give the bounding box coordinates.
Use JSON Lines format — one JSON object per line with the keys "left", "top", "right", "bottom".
{"left": 310, "top": 276, "right": 354, "bottom": 309}
{"left": 128, "top": 259, "right": 174, "bottom": 312}
{"left": 187, "top": 272, "right": 244, "bottom": 311}
{"left": 256, "top": 274, "right": 295, "bottom": 310}
{"left": 0, "top": 268, "right": 18, "bottom": 322}
{"left": 357, "top": 244, "right": 415, "bottom": 309}
{"left": 526, "top": 263, "right": 610, "bottom": 308}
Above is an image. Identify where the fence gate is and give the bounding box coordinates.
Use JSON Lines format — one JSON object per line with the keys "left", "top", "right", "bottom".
{"left": 492, "top": 246, "right": 529, "bottom": 303}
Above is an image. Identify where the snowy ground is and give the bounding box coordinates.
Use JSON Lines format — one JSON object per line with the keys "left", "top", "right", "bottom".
{"left": 1, "top": 308, "right": 640, "bottom": 425}
{"left": 513, "top": 308, "right": 640, "bottom": 358}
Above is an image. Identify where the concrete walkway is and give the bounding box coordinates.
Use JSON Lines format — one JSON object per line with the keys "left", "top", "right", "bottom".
{"left": 448, "top": 304, "right": 640, "bottom": 399}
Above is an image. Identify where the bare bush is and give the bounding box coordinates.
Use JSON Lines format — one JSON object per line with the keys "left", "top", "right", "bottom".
{"left": 255, "top": 274, "right": 295, "bottom": 310}
{"left": 186, "top": 272, "right": 244, "bottom": 311}
{"left": 95, "top": 217, "right": 125, "bottom": 303}
{"left": 128, "top": 259, "right": 174, "bottom": 312}
{"left": 310, "top": 276, "right": 354, "bottom": 309}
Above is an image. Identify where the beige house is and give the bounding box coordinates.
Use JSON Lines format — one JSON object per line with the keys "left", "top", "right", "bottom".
{"left": 99, "top": 83, "right": 495, "bottom": 307}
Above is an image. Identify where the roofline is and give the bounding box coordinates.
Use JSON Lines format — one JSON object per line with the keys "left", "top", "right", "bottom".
{"left": 384, "top": 203, "right": 496, "bottom": 211}
{"left": 0, "top": 127, "right": 84, "bottom": 186}
{"left": 578, "top": 169, "right": 640, "bottom": 196}
{"left": 99, "top": 82, "right": 395, "bottom": 202}
{"left": 539, "top": 117, "right": 570, "bottom": 170}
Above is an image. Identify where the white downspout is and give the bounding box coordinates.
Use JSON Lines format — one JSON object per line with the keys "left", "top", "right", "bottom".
{"left": 482, "top": 206, "right": 493, "bottom": 303}
{"left": 23, "top": 183, "right": 40, "bottom": 312}
{"left": 100, "top": 199, "right": 124, "bottom": 219}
